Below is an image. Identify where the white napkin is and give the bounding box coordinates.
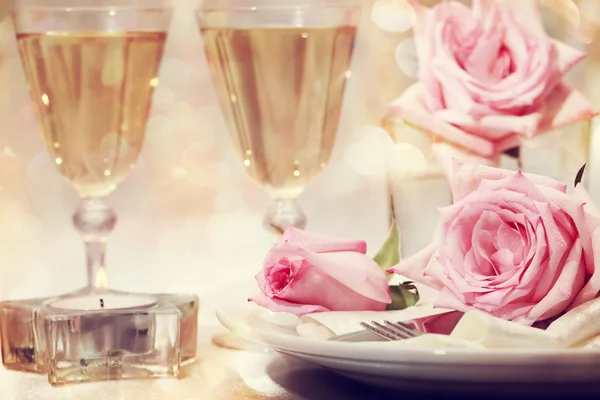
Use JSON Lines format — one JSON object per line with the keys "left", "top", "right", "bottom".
{"left": 296, "top": 297, "right": 600, "bottom": 350}
{"left": 546, "top": 297, "right": 600, "bottom": 347}
{"left": 450, "top": 311, "right": 559, "bottom": 349}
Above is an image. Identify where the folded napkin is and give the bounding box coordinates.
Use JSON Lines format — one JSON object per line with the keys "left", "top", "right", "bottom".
{"left": 296, "top": 297, "right": 600, "bottom": 350}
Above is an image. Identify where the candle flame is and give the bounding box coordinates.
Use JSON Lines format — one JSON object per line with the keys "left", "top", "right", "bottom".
{"left": 95, "top": 268, "right": 108, "bottom": 291}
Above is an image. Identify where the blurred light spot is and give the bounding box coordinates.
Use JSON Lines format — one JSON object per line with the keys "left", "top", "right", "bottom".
{"left": 182, "top": 143, "right": 226, "bottom": 187}
{"left": 213, "top": 185, "right": 245, "bottom": 212}
{"left": 41, "top": 93, "right": 50, "bottom": 106}
{"left": 345, "top": 70, "right": 352, "bottom": 79}
{"left": 108, "top": 8, "right": 116, "bottom": 16}
{"left": 100, "top": 133, "right": 130, "bottom": 157}
{"left": 243, "top": 159, "right": 250, "bottom": 167}
{"left": 371, "top": 0, "right": 415, "bottom": 33}
{"left": 55, "top": 157, "right": 62, "bottom": 165}
{"left": 150, "top": 77, "right": 159, "bottom": 87}
{"left": 161, "top": 58, "right": 191, "bottom": 84}
{"left": 101, "top": 52, "right": 125, "bottom": 85}
{"left": 388, "top": 118, "right": 435, "bottom": 160}
{"left": 207, "top": 211, "right": 257, "bottom": 246}
{"left": 146, "top": 114, "right": 174, "bottom": 146}
{"left": 4, "top": 147, "right": 16, "bottom": 158}
{"left": 53, "top": 142, "right": 60, "bottom": 149}
{"left": 25, "top": 153, "right": 72, "bottom": 216}
{"left": 293, "top": 170, "right": 300, "bottom": 177}
{"left": 301, "top": 32, "right": 308, "bottom": 38}
{"left": 542, "top": 0, "right": 580, "bottom": 28}
{"left": 580, "top": 0, "right": 600, "bottom": 25}
{"left": 104, "top": 170, "right": 111, "bottom": 176}
{"left": 395, "top": 38, "right": 418, "bottom": 78}
{"left": 386, "top": 142, "right": 428, "bottom": 180}
{"left": 169, "top": 100, "right": 195, "bottom": 118}
{"left": 154, "top": 86, "right": 175, "bottom": 110}
{"left": 343, "top": 126, "right": 389, "bottom": 177}
{"left": 246, "top": 149, "right": 252, "bottom": 155}
{"left": 171, "top": 167, "right": 188, "bottom": 178}
{"left": 230, "top": 94, "right": 237, "bottom": 103}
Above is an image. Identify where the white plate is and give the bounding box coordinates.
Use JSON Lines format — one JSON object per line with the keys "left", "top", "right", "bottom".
{"left": 216, "top": 301, "right": 600, "bottom": 395}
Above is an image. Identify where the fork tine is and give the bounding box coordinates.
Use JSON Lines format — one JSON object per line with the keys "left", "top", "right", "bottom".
{"left": 372, "top": 321, "right": 413, "bottom": 340}
{"left": 384, "top": 320, "right": 421, "bottom": 338}
{"left": 359, "top": 322, "right": 401, "bottom": 341}
{"left": 396, "top": 321, "right": 423, "bottom": 336}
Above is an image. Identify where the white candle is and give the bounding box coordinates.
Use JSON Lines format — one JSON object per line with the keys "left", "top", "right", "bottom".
{"left": 49, "top": 293, "right": 156, "bottom": 311}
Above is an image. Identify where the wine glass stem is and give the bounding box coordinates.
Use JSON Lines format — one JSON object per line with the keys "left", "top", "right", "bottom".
{"left": 264, "top": 198, "right": 306, "bottom": 234}
{"left": 72, "top": 198, "right": 117, "bottom": 291}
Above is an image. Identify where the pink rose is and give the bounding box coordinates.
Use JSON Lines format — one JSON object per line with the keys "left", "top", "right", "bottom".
{"left": 389, "top": 160, "right": 600, "bottom": 326}
{"left": 251, "top": 228, "right": 391, "bottom": 316}
{"left": 392, "top": 0, "right": 596, "bottom": 158}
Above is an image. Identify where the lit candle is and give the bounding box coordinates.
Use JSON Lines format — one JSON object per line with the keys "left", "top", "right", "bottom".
{"left": 46, "top": 293, "right": 159, "bottom": 360}
{"left": 49, "top": 293, "right": 156, "bottom": 311}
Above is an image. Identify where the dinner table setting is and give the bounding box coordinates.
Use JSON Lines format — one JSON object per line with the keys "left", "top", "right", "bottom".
{"left": 4, "top": 0, "right": 600, "bottom": 399}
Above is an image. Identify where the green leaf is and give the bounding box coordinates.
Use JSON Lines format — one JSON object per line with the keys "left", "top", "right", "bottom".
{"left": 575, "top": 163, "right": 586, "bottom": 187}
{"left": 373, "top": 202, "right": 400, "bottom": 280}
{"left": 386, "top": 282, "right": 420, "bottom": 311}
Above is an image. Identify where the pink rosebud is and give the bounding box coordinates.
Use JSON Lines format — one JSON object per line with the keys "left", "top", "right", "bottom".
{"left": 389, "top": 160, "right": 600, "bottom": 326}
{"left": 251, "top": 228, "right": 391, "bottom": 316}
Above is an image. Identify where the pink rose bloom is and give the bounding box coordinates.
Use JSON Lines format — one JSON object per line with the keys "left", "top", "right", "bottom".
{"left": 392, "top": 0, "right": 596, "bottom": 158}
{"left": 251, "top": 228, "right": 391, "bottom": 316}
{"left": 389, "top": 160, "right": 600, "bottom": 326}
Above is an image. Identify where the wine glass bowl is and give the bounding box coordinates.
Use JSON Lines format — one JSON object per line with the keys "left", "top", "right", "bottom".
{"left": 13, "top": 6, "right": 169, "bottom": 199}
{"left": 197, "top": 2, "right": 361, "bottom": 233}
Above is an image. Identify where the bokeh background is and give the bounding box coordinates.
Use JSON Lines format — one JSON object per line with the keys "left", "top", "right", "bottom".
{"left": 1, "top": 0, "right": 600, "bottom": 307}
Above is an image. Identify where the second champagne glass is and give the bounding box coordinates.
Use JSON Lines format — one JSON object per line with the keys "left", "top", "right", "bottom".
{"left": 197, "top": 0, "right": 361, "bottom": 233}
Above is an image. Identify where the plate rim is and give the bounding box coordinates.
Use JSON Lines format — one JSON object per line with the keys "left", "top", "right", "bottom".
{"left": 216, "top": 301, "right": 600, "bottom": 367}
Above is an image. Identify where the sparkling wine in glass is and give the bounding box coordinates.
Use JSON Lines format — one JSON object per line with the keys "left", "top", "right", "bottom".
{"left": 197, "top": 2, "right": 361, "bottom": 233}
{"left": 18, "top": 31, "right": 165, "bottom": 199}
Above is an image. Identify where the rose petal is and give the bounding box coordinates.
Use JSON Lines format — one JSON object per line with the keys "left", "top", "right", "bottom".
{"left": 522, "top": 240, "right": 585, "bottom": 324}
{"left": 249, "top": 292, "right": 329, "bottom": 316}
{"left": 536, "top": 83, "right": 597, "bottom": 134}
{"left": 552, "top": 40, "right": 586, "bottom": 77}
{"left": 568, "top": 187, "right": 600, "bottom": 306}
{"left": 281, "top": 227, "right": 367, "bottom": 254}
{"left": 451, "top": 159, "right": 566, "bottom": 201}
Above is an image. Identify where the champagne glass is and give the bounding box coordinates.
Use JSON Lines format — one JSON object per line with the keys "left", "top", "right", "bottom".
{"left": 197, "top": 0, "right": 361, "bottom": 234}
{"left": 13, "top": 0, "right": 170, "bottom": 291}
{"left": 0, "top": 0, "right": 198, "bottom": 385}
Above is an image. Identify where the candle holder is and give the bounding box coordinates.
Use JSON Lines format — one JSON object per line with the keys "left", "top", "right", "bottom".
{"left": 0, "top": 0, "right": 199, "bottom": 386}
{"left": 0, "top": 289, "right": 198, "bottom": 385}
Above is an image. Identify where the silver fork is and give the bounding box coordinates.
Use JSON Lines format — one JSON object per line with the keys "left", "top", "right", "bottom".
{"left": 360, "top": 320, "right": 422, "bottom": 341}
{"left": 330, "top": 320, "right": 422, "bottom": 342}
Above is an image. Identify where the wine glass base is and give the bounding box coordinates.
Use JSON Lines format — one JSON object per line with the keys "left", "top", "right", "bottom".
{"left": 0, "top": 288, "right": 198, "bottom": 386}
